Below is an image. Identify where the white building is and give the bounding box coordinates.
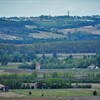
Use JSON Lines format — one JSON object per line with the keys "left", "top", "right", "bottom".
{"left": 36, "top": 62, "right": 40, "bottom": 70}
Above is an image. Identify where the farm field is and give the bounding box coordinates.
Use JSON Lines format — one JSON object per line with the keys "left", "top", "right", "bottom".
{"left": 29, "top": 31, "right": 66, "bottom": 39}
{"left": 0, "top": 89, "right": 100, "bottom": 100}
{"left": 0, "top": 97, "right": 55, "bottom": 100}
{"left": 0, "top": 63, "right": 100, "bottom": 75}
{"left": 0, "top": 97, "right": 100, "bottom": 100}
{"left": 37, "top": 53, "right": 96, "bottom": 59}
{"left": 11, "top": 89, "right": 100, "bottom": 97}
{"left": 59, "top": 26, "right": 100, "bottom": 35}
{"left": 0, "top": 63, "right": 21, "bottom": 69}
{"left": 0, "top": 65, "right": 100, "bottom": 75}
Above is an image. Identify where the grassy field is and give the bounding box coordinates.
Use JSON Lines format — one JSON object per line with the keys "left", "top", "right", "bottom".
{"left": 0, "top": 62, "right": 100, "bottom": 75}
{"left": 0, "top": 63, "right": 21, "bottom": 69}
{"left": 59, "top": 26, "right": 100, "bottom": 35}
{"left": 29, "top": 31, "right": 65, "bottom": 39}
{"left": 11, "top": 89, "right": 100, "bottom": 97}
{"left": 0, "top": 89, "right": 100, "bottom": 100}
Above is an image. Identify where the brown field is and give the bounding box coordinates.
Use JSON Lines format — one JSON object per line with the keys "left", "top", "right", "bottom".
{"left": 59, "top": 26, "right": 100, "bottom": 35}
{"left": 60, "top": 96, "right": 100, "bottom": 100}
{"left": 0, "top": 98, "right": 55, "bottom": 100}
{"left": 0, "top": 92, "right": 24, "bottom": 97}
{"left": 0, "top": 96, "right": 100, "bottom": 100}
{"left": 29, "top": 31, "right": 65, "bottom": 39}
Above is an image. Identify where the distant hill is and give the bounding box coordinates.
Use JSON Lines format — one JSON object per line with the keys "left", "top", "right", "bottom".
{"left": 0, "top": 15, "right": 100, "bottom": 43}
{"left": 59, "top": 25, "right": 100, "bottom": 35}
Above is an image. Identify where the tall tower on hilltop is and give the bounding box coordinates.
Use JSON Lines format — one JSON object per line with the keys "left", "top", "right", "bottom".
{"left": 68, "top": 11, "right": 70, "bottom": 16}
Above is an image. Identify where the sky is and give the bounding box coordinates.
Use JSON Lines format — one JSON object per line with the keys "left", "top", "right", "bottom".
{"left": 0, "top": 0, "right": 100, "bottom": 17}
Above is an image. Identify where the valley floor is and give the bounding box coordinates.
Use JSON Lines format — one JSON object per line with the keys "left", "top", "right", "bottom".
{"left": 0, "top": 89, "right": 100, "bottom": 100}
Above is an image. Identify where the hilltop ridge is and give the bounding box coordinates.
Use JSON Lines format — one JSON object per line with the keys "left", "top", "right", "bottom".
{"left": 0, "top": 15, "right": 100, "bottom": 43}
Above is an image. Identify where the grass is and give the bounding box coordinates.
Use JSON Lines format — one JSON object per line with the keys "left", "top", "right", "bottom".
{"left": 11, "top": 89, "right": 100, "bottom": 97}
{"left": 29, "top": 31, "right": 65, "bottom": 39}
{"left": 0, "top": 63, "right": 21, "bottom": 69}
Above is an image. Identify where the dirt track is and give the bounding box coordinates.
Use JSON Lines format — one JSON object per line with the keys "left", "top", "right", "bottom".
{"left": 0, "top": 92, "right": 100, "bottom": 100}
{"left": 0, "top": 97, "right": 55, "bottom": 100}
{"left": 0, "top": 92, "right": 24, "bottom": 97}
{"left": 59, "top": 96, "right": 100, "bottom": 100}
{"left": 0, "top": 96, "right": 100, "bottom": 100}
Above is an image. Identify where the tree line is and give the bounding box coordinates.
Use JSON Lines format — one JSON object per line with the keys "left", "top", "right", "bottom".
{"left": 0, "top": 70, "right": 100, "bottom": 89}
{"left": 0, "top": 41, "right": 100, "bottom": 67}
{"left": 0, "top": 40, "right": 100, "bottom": 54}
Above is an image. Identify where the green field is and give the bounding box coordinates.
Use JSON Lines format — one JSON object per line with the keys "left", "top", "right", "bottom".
{"left": 0, "top": 63, "right": 21, "bottom": 69}
{"left": 12, "top": 89, "right": 100, "bottom": 97}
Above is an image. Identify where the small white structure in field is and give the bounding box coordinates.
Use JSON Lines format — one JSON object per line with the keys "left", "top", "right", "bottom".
{"left": 0, "top": 84, "right": 8, "bottom": 92}
{"left": 36, "top": 62, "right": 40, "bottom": 70}
{"left": 22, "top": 82, "right": 37, "bottom": 89}
{"left": 88, "top": 65, "right": 98, "bottom": 69}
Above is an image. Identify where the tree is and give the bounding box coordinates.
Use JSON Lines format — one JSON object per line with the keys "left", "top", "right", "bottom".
{"left": 52, "top": 72, "right": 58, "bottom": 78}
{"left": 27, "top": 52, "right": 37, "bottom": 62}
{"left": 53, "top": 52, "right": 57, "bottom": 58}
{"left": 12, "top": 51, "right": 22, "bottom": 62}
{"left": 0, "top": 51, "right": 10, "bottom": 65}
{"left": 31, "top": 71, "right": 38, "bottom": 79}
{"left": 93, "top": 91, "right": 97, "bottom": 96}
{"left": 96, "top": 53, "right": 100, "bottom": 67}
{"left": 42, "top": 53, "right": 46, "bottom": 59}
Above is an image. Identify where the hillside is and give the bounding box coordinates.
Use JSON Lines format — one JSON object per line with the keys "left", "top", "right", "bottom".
{"left": 29, "top": 31, "right": 66, "bottom": 39}
{"left": 0, "top": 41, "right": 100, "bottom": 54}
{"left": 0, "top": 15, "right": 100, "bottom": 43}
{"left": 59, "top": 25, "right": 100, "bottom": 35}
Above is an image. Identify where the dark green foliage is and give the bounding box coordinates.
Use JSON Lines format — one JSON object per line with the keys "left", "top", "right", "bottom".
{"left": 0, "top": 18, "right": 35, "bottom": 36}
{"left": 0, "top": 72, "right": 38, "bottom": 89}
{"left": 52, "top": 72, "right": 58, "bottom": 78}
{"left": 37, "top": 78, "right": 72, "bottom": 89}
{"left": 53, "top": 52, "right": 57, "bottom": 58}
{"left": 72, "top": 84, "right": 92, "bottom": 88}
{"left": 93, "top": 91, "right": 97, "bottom": 96}
{"left": 18, "top": 61, "right": 36, "bottom": 69}
{"left": 42, "top": 53, "right": 46, "bottom": 59}
{"left": 0, "top": 50, "right": 11, "bottom": 65}
{"left": 37, "top": 80, "right": 45, "bottom": 89}
{"left": 95, "top": 53, "right": 100, "bottom": 67}
{"left": 29, "top": 91, "right": 32, "bottom": 95}
{"left": 67, "top": 31, "right": 100, "bottom": 41}
{"left": 1, "top": 41, "right": 100, "bottom": 54}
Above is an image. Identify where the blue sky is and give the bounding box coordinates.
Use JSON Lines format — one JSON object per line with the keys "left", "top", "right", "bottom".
{"left": 0, "top": 0, "right": 100, "bottom": 17}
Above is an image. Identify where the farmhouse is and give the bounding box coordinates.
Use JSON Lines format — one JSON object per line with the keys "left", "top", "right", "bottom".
{"left": 28, "top": 83, "right": 37, "bottom": 89}
{"left": 0, "top": 84, "right": 8, "bottom": 92}
{"left": 22, "top": 82, "right": 37, "bottom": 89}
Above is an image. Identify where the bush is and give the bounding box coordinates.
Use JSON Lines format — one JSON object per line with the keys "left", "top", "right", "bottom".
{"left": 72, "top": 84, "right": 92, "bottom": 88}
{"left": 37, "top": 78, "right": 72, "bottom": 89}
{"left": 93, "top": 91, "right": 97, "bottom": 96}
{"left": 18, "top": 63, "right": 35, "bottom": 69}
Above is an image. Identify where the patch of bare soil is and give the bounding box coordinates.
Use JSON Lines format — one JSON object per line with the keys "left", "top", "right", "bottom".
{"left": 0, "top": 92, "right": 56, "bottom": 100}
{"left": 0, "top": 97, "right": 55, "bottom": 100}
{"left": 0, "top": 96, "right": 100, "bottom": 100}
{"left": 0, "top": 92, "right": 24, "bottom": 97}
{"left": 59, "top": 96, "right": 100, "bottom": 100}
